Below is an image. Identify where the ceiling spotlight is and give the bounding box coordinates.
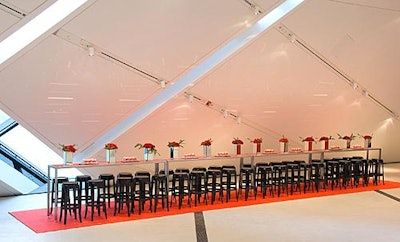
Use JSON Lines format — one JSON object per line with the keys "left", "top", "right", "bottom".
{"left": 188, "top": 95, "right": 194, "bottom": 103}
{"left": 253, "top": 6, "right": 261, "bottom": 15}
{"left": 362, "top": 90, "right": 368, "bottom": 97}
{"left": 88, "top": 46, "right": 94, "bottom": 56}
{"left": 237, "top": 116, "right": 241, "bottom": 124}
{"left": 352, "top": 82, "right": 358, "bottom": 90}
{"left": 160, "top": 80, "right": 166, "bottom": 88}
{"left": 289, "top": 33, "right": 296, "bottom": 43}
{"left": 222, "top": 109, "right": 228, "bottom": 118}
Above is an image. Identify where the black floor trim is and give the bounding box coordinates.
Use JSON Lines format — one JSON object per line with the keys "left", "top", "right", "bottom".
{"left": 194, "top": 212, "right": 208, "bottom": 242}
{"left": 375, "top": 190, "right": 400, "bottom": 202}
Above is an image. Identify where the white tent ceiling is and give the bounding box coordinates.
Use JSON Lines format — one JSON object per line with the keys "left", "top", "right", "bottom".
{"left": 0, "top": 0, "right": 399, "bottom": 163}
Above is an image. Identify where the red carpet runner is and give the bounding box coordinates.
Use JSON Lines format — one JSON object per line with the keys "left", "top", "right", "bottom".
{"left": 9, "top": 181, "right": 400, "bottom": 233}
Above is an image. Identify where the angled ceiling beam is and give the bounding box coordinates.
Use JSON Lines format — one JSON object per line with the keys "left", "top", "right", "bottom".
{"left": 76, "top": 0, "right": 305, "bottom": 160}
{"left": 0, "top": 0, "right": 92, "bottom": 70}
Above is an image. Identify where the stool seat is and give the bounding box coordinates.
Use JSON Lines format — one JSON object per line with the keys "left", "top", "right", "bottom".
{"left": 118, "top": 172, "right": 133, "bottom": 178}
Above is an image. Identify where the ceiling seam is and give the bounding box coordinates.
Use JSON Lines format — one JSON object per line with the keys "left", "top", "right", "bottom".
{"left": 53, "top": 29, "right": 164, "bottom": 85}
{"left": 183, "top": 91, "right": 288, "bottom": 142}
{"left": 0, "top": 2, "right": 26, "bottom": 18}
{"left": 328, "top": 0, "right": 400, "bottom": 12}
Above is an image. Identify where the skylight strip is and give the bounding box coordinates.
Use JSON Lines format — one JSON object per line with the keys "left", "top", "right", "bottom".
{"left": 0, "top": 0, "right": 88, "bottom": 66}
{"left": 76, "top": 0, "right": 304, "bottom": 160}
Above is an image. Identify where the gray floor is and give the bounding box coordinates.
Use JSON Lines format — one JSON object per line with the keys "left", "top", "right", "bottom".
{"left": 1, "top": 163, "right": 400, "bottom": 242}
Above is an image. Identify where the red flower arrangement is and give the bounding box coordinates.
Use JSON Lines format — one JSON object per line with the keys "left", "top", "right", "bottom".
{"left": 232, "top": 137, "right": 244, "bottom": 145}
{"left": 279, "top": 136, "right": 289, "bottom": 143}
{"left": 358, "top": 134, "right": 373, "bottom": 140}
{"left": 104, "top": 143, "right": 118, "bottom": 150}
{"left": 168, "top": 140, "right": 185, "bottom": 148}
{"left": 337, "top": 133, "right": 356, "bottom": 140}
{"left": 318, "top": 136, "right": 334, "bottom": 141}
{"left": 248, "top": 138, "right": 262, "bottom": 153}
{"left": 300, "top": 136, "right": 316, "bottom": 151}
{"left": 135, "top": 143, "right": 158, "bottom": 154}
{"left": 318, "top": 136, "right": 333, "bottom": 150}
{"left": 201, "top": 139, "right": 213, "bottom": 146}
{"left": 300, "top": 136, "right": 315, "bottom": 142}
{"left": 248, "top": 138, "right": 262, "bottom": 143}
{"left": 358, "top": 134, "right": 373, "bottom": 148}
{"left": 232, "top": 137, "right": 244, "bottom": 155}
{"left": 60, "top": 144, "right": 77, "bottom": 153}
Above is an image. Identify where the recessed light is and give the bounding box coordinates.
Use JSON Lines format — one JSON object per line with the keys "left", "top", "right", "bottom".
{"left": 48, "top": 97, "right": 74, "bottom": 100}
{"left": 49, "top": 82, "right": 79, "bottom": 86}
{"left": 119, "top": 99, "right": 141, "bottom": 102}
{"left": 44, "top": 111, "right": 68, "bottom": 114}
{"left": 81, "top": 120, "right": 100, "bottom": 123}
{"left": 313, "top": 94, "right": 328, "bottom": 97}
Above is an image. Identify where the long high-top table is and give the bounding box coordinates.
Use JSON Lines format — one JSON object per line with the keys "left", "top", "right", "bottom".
{"left": 47, "top": 147, "right": 381, "bottom": 220}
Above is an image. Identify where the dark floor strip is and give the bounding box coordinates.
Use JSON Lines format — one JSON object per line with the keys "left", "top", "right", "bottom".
{"left": 194, "top": 212, "right": 208, "bottom": 242}
{"left": 375, "top": 190, "right": 400, "bottom": 202}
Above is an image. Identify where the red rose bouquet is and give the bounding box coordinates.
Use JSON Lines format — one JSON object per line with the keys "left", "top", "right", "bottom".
{"left": 60, "top": 144, "right": 77, "bottom": 153}
{"left": 201, "top": 139, "right": 213, "bottom": 146}
{"left": 168, "top": 140, "right": 185, "bottom": 148}
{"left": 104, "top": 143, "right": 118, "bottom": 150}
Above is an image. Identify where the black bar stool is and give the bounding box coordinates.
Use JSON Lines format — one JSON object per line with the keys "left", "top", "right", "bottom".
{"left": 99, "top": 173, "right": 115, "bottom": 208}
{"left": 293, "top": 160, "right": 307, "bottom": 194}
{"left": 206, "top": 166, "right": 223, "bottom": 204}
{"left": 76, "top": 175, "right": 92, "bottom": 204}
{"left": 221, "top": 165, "right": 238, "bottom": 202}
{"left": 325, "top": 160, "right": 340, "bottom": 190}
{"left": 239, "top": 165, "right": 257, "bottom": 201}
{"left": 373, "top": 159, "right": 385, "bottom": 185}
{"left": 114, "top": 176, "right": 133, "bottom": 216}
{"left": 338, "top": 160, "right": 352, "bottom": 189}
{"left": 85, "top": 179, "right": 108, "bottom": 221}
{"left": 270, "top": 162, "right": 287, "bottom": 197}
{"left": 171, "top": 169, "right": 191, "bottom": 209}
{"left": 133, "top": 171, "right": 152, "bottom": 214}
{"left": 310, "top": 161, "right": 325, "bottom": 192}
{"left": 283, "top": 161, "right": 300, "bottom": 195}
{"left": 151, "top": 173, "right": 169, "bottom": 212}
{"left": 50, "top": 176, "right": 69, "bottom": 215}
{"left": 190, "top": 168, "right": 207, "bottom": 206}
{"left": 255, "top": 162, "right": 273, "bottom": 198}
{"left": 59, "top": 181, "right": 81, "bottom": 225}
